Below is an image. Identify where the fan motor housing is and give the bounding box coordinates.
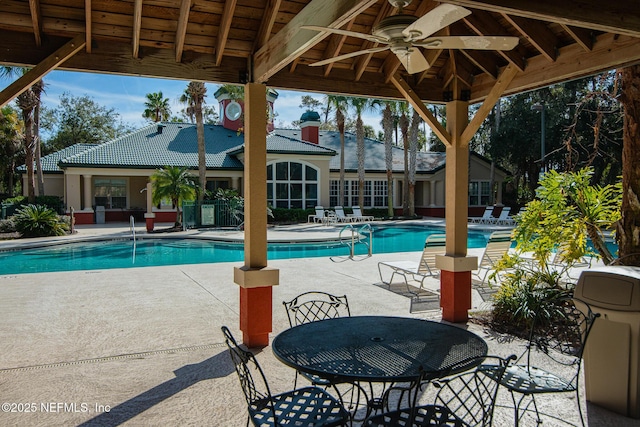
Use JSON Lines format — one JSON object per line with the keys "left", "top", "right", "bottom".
{"left": 372, "top": 14, "right": 418, "bottom": 40}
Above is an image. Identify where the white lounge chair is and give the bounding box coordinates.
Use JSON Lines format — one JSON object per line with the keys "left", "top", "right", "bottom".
{"left": 333, "top": 206, "right": 355, "bottom": 223}
{"left": 487, "top": 207, "right": 514, "bottom": 226}
{"left": 378, "top": 234, "right": 446, "bottom": 296}
{"left": 469, "top": 206, "right": 494, "bottom": 224}
{"left": 350, "top": 206, "right": 374, "bottom": 222}
{"left": 474, "top": 230, "right": 513, "bottom": 284}
{"left": 308, "top": 206, "right": 327, "bottom": 223}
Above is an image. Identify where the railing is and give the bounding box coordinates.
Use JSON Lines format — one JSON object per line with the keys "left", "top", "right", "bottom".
{"left": 130, "top": 215, "right": 137, "bottom": 263}
{"left": 331, "top": 223, "right": 373, "bottom": 262}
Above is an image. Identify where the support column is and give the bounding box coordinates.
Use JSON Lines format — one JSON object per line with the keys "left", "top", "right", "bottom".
{"left": 144, "top": 181, "right": 155, "bottom": 232}
{"left": 82, "top": 175, "right": 92, "bottom": 210}
{"left": 429, "top": 180, "right": 436, "bottom": 206}
{"left": 436, "top": 100, "right": 477, "bottom": 323}
{"left": 233, "top": 83, "right": 279, "bottom": 347}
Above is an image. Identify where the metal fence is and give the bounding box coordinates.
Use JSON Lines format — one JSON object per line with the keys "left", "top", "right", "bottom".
{"left": 182, "top": 200, "right": 243, "bottom": 229}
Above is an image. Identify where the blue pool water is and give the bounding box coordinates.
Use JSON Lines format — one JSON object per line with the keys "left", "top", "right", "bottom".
{"left": 0, "top": 225, "right": 493, "bottom": 275}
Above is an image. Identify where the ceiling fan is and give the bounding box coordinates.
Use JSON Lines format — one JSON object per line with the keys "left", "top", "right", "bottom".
{"left": 302, "top": 0, "right": 519, "bottom": 74}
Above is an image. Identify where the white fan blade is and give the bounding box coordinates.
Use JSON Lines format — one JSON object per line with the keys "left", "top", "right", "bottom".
{"left": 395, "top": 49, "right": 430, "bottom": 74}
{"left": 415, "top": 36, "right": 519, "bottom": 50}
{"left": 402, "top": 4, "right": 471, "bottom": 40}
{"left": 301, "top": 25, "right": 388, "bottom": 44}
{"left": 309, "top": 46, "right": 390, "bottom": 67}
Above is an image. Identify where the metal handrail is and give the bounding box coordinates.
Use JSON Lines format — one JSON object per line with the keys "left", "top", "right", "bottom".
{"left": 331, "top": 223, "right": 372, "bottom": 262}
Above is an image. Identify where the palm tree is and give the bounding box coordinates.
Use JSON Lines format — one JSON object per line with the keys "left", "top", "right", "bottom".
{"left": 185, "top": 82, "right": 207, "bottom": 202}
{"left": 408, "top": 109, "right": 422, "bottom": 217}
{"left": 398, "top": 102, "right": 410, "bottom": 216}
{"left": 349, "top": 97, "right": 379, "bottom": 209}
{"left": 0, "top": 106, "right": 22, "bottom": 196}
{"left": 143, "top": 92, "right": 171, "bottom": 122}
{"left": 1, "top": 67, "right": 44, "bottom": 201}
{"left": 382, "top": 101, "right": 397, "bottom": 218}
{"left": 151, "top": 166, "right": 197, "bottom": 227}
{"left": 326, "top": 95, "right": 349, "bottom": 205}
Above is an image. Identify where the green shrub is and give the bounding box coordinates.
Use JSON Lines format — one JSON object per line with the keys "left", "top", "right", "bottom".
{"left": 270, "top": 208, "right": 312, "bottom": 224}
{"left": 3, "top": 195, "right": 64, "bottom": 214}
{"left": 14, "top": 204, "right": 69, "bottom": 238}
{"left": 0, "top": 217, "right": 16, "bottom": 233}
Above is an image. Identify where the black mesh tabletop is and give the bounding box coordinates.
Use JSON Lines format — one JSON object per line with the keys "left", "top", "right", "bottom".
{"left": 272, "top": 316, "right": 488, "bottom": 383}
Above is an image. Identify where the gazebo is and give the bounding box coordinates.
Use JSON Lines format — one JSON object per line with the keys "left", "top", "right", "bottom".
{"left": 2, "top": 0, "right": 639, "bottom": 346}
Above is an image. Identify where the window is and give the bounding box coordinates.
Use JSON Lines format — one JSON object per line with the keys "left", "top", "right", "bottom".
{"left": 205, "top": 180, "right": 230, "bottom": 194}
{"left": 330, "top": 179, "right": 388, "bottom": 208}
{"left": 94, "top": 178, "right": 127, "bottom": 209}
{"left": 266, "top": 161, "right": 319, "bottom": 209}
{"left": 469, "top": 181, "right": 491, "bottom": 206}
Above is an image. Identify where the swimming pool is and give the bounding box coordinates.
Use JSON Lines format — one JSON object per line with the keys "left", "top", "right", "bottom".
{"left": 0, "top": 225, "right": 491, "bottom": 275}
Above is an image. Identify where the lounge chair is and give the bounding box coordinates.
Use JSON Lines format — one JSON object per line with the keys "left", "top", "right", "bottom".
{"left": 378, "top": 234, "right": 446, "bottom": 296}
{"left": 350, "top": 206, "right": 374, "bottom": 222}
{"left": 333, "top": 206, "right": 355, "bottom": 223}
{"left": 491, "top": 206, "right": 514, "bottom": 225}
{"left": 469, "top": 206, "right": 494, "bottom": 224}
{"left": 307, "top": 205, "right": 327, "bottom": 223}
{"left": 474, "top": 230, "right": 513, "bottom": 284}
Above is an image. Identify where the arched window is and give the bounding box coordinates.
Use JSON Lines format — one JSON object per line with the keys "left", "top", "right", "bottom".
{"left": 267, "top": 161, "right": 319, "bottom": 209}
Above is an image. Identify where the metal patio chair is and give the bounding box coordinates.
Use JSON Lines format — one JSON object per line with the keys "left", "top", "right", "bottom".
{"left": 363, "top": 355, "right": 515, "bottom": 427}
{"left": 489, "top": 297, "right": 599, "bottom": 426}
{"left": 221, "top": 326, "right": 349, "bottom": 427}
{"left": 283, "top": 292, "right": 351, "bottom": 389}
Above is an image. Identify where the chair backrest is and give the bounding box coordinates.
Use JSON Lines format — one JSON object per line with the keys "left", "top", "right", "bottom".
{"left": 352, "top": 206, "right": 363, "bottom": 217}
{"left": 526, "top": 297, "right": 599, "bottom": 384}
{"left": 418, "top": 234, "right": 446, "bottom": 276}
{"left": 478, "top": 230, "right": 512, "bottom": 269}
{"left": 434, "top": 355, "right": 516, "bottom": 427}
{"left": 334, "top": 206, "right": 347, "bottom": 218}
{"left": 314, "top": 206, "right": 325, "bottom": 216}
{"left": 283, "top": 291, "right": 351, "bottom": 327}
{"left": 497, "top": 206, "right": 511, "bottom": 220}
{"left": 481, "top": 206, "right": 494, "bottom": 219}
{"left": 221, "top": 326, "right": 274, "bottom": 415}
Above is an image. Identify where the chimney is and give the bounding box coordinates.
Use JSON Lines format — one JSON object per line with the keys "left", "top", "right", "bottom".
{"left": 157, "top": 124, "right": 164, "bottom": 134}
{"left": 300, "top": 111, "right": 320, "bottom": 144}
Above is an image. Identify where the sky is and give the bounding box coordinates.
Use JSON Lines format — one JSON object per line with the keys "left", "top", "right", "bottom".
{"left": 1, "top": 70, "right": 383, "bottom": 136}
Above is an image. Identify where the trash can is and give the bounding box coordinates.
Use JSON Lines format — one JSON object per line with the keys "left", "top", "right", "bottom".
{"left": 95, "top": 206, "right": 105, "bottom": 224}
{"left": 574, "top": 266, "right": 640, "bottom": 418}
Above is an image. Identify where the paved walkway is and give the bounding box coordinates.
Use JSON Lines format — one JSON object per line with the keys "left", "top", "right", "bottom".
{"left": 0, "top": 221, "right": 634, "bottom": 426}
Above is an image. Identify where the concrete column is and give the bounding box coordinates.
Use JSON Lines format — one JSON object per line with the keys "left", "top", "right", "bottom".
{"left": 233, "top": 82, "right": 279, "bottom": 348}
{"left": 429, "top": 180, "right": 436, "bottom": 206}
{"left": 82, "top": 175, "right": 92, "bottom": 210}
{"left": 231, "top": 176, "right": 240, "bottom": 192}
{"left": 436, "top": 100, "right": 478, "bottom": 323}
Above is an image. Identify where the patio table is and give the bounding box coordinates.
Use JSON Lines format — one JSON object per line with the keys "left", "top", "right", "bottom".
{"left": 272, "top": 315, "right": 488, "bottom": 416}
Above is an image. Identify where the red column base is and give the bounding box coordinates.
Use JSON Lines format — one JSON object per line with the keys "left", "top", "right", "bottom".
{"left": 440, "top": 270, "right": 472, "bottom": 323}
{"left": 240, "top": 286, "right": 273, "bottom": 347}
{"left": 145, "top": 217, "right": 154, "bottom": 232}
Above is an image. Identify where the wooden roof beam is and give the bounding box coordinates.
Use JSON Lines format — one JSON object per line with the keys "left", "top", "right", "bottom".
{"left": 561, "top": 24, "right": 593, "bottom": 51}
{"left": 253, "top": 0, "right": 378, "bottom": 83}
{"left": 391, "top": 74, "right": 452, "bottom": 146}
{"left": 503, "top": 14, "right": 557, "bottom": 62}
{"left": 462, "top": 10, "right": 526, "bottom": 71}
{"left": 84, "top": 0, "right": 91, "bottom": 53}
{"left": 461, "top": 63, "right": 518, "bottom": 144}
{"left": 0, "top": 34, "right": 86, "bottom": 108}
{"left": 215, "top": 0, "right": 238, "bottom": 66}
{"left": 254, "top": 0, "right": 283, "bottom": 50}
{"left": 132, "top": 0, "right": 142, "bottom": 58}
{"left": 29, "top": 0, "right": 42, "bottom": 47}
{"left": 440, "top": 0, "right": 640, "bottom": 38}
{"left": 322, "top": 18, "right": 356, "bottom": 77}
{"left": 175, "top": 0, "right": 192, "bottom": 62}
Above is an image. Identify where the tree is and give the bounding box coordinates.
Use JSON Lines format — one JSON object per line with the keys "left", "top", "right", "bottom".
{"left": 326, "top": 95, "right": 349, "bottom": 206}
{"left": 151, "top": 166, "right": 197, "bottom": 227}
{"left": 349, "top": 97, "right": 378, "bottom": 209}
{"left": 398, "top": 102, "right": 410, "bottom": 216}
{"left": 185, "top": 82, "right": 207, "bottom": 202}
{"left": 0, "top": 106, "right": 23, "bottom": 196}
{"left": 299, "top": 95, "right": 322, "bottom": 112}
{"left": 618, "top": 65, "right": 640, "bottom": 265}
{"left": 42, "top": 92, "right": 131, "bottom": 150}
{"left": 142, "top": 92, "right": 171, "bottom": 122}
{"left": 408, "top": 109, "right": 422, "bottom": 217}
{"left": 382, "top": 101, "right": 397, "bottom": 217}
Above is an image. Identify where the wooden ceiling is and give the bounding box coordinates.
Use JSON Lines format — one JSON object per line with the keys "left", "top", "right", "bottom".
{"left": 1, "top": 0, "right": 640, "bottom": 105}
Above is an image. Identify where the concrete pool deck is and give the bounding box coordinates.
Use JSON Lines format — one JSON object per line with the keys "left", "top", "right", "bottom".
{"left": 0, "top": 220, "right": 635, "bottom": 426}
